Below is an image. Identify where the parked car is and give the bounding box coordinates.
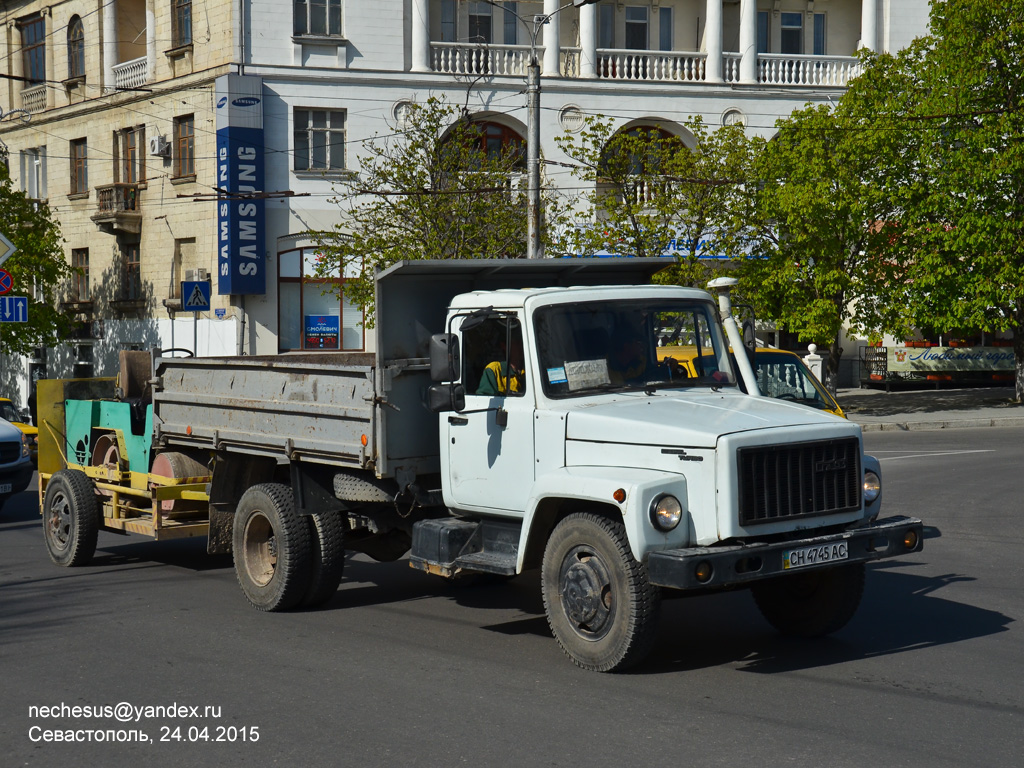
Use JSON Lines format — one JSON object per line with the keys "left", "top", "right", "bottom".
{"left": 0, "top": 397, "right": 38, "bottom": 464}
{"left": 0, "top": 418, "right": 34, "bottom": 511}
{"left": 657, "top": 346, "right": 845, "bottom": 418}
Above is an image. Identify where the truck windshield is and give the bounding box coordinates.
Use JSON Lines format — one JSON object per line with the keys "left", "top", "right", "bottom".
{"left": 534, "top": 299, "right": 736, "bottom": 398}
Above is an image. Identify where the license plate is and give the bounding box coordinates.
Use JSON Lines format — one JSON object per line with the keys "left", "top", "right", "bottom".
{"left": 783, "top": 541, "right": 848, "bottom": 570}
{"left": 0, "top": 483, "right": 11, "bottom": 494}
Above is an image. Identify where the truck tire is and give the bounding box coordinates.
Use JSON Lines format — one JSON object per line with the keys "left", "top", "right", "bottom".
{"left": 752, "top": 562, "right": 865, "bottom": 637}
{"left": 233, "top": 483, "right": 312, "bottom": 612}
{"left": 301, "top": 510, "right": 345, "bottom": 608}
{"left": 541, "top": 513, "right": 661, "bottom": 672}
{"left": 43, "top": 469, "right": 99, "bottom": 567}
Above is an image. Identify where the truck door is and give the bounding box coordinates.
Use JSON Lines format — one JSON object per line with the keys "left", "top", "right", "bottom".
{"left": 445, "top": 315, "right": 535, "bottom": 514}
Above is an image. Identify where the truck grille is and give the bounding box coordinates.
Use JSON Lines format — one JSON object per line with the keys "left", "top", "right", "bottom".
{"left": 0, "top": 441, "right": 21, "bottom": 464}
{"left": 737, "top": 438, "right": 861, "bottom": 526}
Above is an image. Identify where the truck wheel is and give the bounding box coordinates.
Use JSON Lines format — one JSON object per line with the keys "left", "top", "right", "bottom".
{"left": 752, "top": 563, "right": 866, "bottom": 637}
{"left": 301, "top": 510, "right": 345, "bottom": 608}
{"left": 233, "top": 483, "right": 312, "bottom": 612}
{"left": 541, "top": 513, "right": 661, "bottom": 672}
{"left": 43, "top": 469, "right": 99, "bottom": 567}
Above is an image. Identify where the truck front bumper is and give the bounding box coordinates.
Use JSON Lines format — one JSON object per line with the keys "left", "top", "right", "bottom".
{"left": 647, "top": 515, "right": 924, "bottom": 591}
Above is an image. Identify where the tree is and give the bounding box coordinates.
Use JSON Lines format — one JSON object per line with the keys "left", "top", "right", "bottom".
{"left": 883, "top": 0, "right": 1024, "bottom": 401}
{"left": 0, "top": 160, "right": 74, "bottom": 357}
{"left": 739, "top": 86, "right": 910, "bottom": 387}
{"left": 312, "top": 97, "right": 532, "bottom": 325}
{"left": 549, "top": 116, "right": 761, "bottom": 288}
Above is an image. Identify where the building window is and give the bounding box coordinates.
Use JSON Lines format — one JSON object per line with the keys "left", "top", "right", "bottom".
{"left": 19, "top": 16, "right": 46, "bottom": 83}
{"left": 780, "top": 12, "right": 803, "bottom": 55}
{"left": 468, "top": 2, "right": 492, "bottom": 44}
{"left": 294, "top": 0, "right": 342, "bottom": 37}
{"left": 757, "top": 11, "right": 769, "bottom": 54}
{"left": 624, "top": 6, "right": 649, "bottom": 50}
{"left": 67, "top": 16, "right": 85, "bottom": 79}
{"left": 173, "top": 115, "right": 195, "bottom": 177}
{"left": 123, "top": 242, "right": 142, "bottom": 300}
{"left": 813, "top": 13, "right": 826, "bottom": 56}
{"left": 503, "top": 2, "right": 517, "bottom": 46}
{"left": 73, "top": 343, "right": 94, "bottom": 379}
{"left": 278, "top": 247, "right": 364, "bottom": 352}
{"left": 71, "top": 248, "right": 90, "bottom": 301}
{"left": 659, "top": 7, "right": 673, "bottom": 52}
{"left": 117, "top": 127, "right": 145, "bottom": 184}
{"left": 293, "top": 109, "right": 345, "bottom": 172}
{"left": 440, "top": 0, "right": 456, "bottom": 42}
{"left": 172, "top": 0, "right": 193, "bottom": 47}
{"left": 599, "top": 4, "right": 614, "bottom": 48}
{"left": 470, "top": 121, "right": 525, "bottom": 168}
{"left": 20, "top": 147, "right": 46, "bottom": 200}
{"left": 70, "top": 139, "right": 88, "bottom": 195}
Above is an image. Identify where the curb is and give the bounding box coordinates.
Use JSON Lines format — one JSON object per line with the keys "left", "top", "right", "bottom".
{"left": 856, "top": 417, "right": 1024, "bottom": 432}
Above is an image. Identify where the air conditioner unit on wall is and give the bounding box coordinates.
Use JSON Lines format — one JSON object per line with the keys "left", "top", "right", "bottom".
{"left": 149, "top": 135, "right": 170, "bottom": 157}
{"left": 185, "top": 268, "right": 209, "bottom": 282}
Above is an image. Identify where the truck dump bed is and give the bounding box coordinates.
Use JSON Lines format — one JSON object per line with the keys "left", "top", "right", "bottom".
{"left": 153, "top": 352, "right": 377, "bottom": 468}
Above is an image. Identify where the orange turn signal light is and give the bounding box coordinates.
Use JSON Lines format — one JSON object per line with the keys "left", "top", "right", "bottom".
{"left": 612, "top": 488, "right": 626, "bottom": 503}
{"left": 903, "top": 530, "right": 919, "bottom": 550}
{"left": 361, "top": 434, "right": 368, "bottom": 447}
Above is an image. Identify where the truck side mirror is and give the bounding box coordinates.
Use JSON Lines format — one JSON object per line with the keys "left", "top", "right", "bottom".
{"left": 430, "top": 334, "right": 460, "bottom": 382}
{"left": 427, "top": 383, "right": 466, "bottom": 413}
{"left": 741, "top": 318, "right": 757, "bottom": 368}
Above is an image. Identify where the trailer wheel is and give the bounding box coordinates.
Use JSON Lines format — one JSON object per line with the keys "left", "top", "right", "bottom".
{"left": 541, "top": 513, "right": 661, "bottom": 672}
{"left": 301, "top": 510, "right": 345, "bottom": 608}
{"left": 43, "top": 469, "right": 99, "bottom": 567}
{"left": 233, "top": 483, "right": 312, "bottom": 612}
{"left": 752, "top": 562, "right": 865, "bottom": 637}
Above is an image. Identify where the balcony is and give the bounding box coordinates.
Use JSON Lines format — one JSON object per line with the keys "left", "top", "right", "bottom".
{"left": 431, "top": 43, "right": 861, "bottom": 88}
{"left": 21, "top": 84, "right": 46, "bottom": 113}
{"left": 92, "top": 183, "right": 142, "bottom": 234}
{"left": 113, "top": 56, "right": 148, "bottom": 90}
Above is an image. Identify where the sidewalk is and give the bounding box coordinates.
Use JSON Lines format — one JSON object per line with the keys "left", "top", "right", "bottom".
{"left": 835, "top": 386, "right": 1024, "bottom": 432}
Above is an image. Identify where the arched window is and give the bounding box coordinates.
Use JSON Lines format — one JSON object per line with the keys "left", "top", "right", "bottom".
{"left": 278, "top": 247, "right": 364, "bottom": 352}
{"left": 67, "top": 16, "right": 85, "bottom": 80}
{"left": 438, "top": 120, "right": 526, "bottom": 178}
{"left": 473, "top": 122, "right": 525, "bottom": 168}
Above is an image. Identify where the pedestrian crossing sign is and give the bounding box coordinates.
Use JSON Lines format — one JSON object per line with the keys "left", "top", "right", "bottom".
{"left": 182, "top": 280, "right": 211, "bottom": 312}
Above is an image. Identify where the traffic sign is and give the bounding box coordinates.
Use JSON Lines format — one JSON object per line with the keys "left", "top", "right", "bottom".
{"left": 0, "top": 232, "right": 16, "bottom": 268}
{"left": 0, "top": 269, "right": 11, "bottom": 295}
{"left": 0, "top": 295, "right": 27, "bottom": 322}
{"left": 182, "top": 280, "right": 211, "bottom": 312}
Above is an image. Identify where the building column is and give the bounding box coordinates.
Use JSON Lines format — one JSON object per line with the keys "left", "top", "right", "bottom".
{"left": 42, "top": 9, "right": 54, "bottom": 108}
{"left": 738, "top": 0, "right": 757, "bottom": 83}
{"left": 103, "top": 0, "right": 118, "bottom": 90}
{"left": 860, "top": 0, "right": 877, "bottom": 51}
{"left": 579, "top": 3, "right": 597, "bottom": 79}
{"left": 704, "top": 0, "right": 723, "bottom": 83}
{"left": 411, "top": 0, "right": 431, "bottom": 72}
{"left": 146, "top": 0, "right": 156, "bottom": 83}
{"left": 542, "top": 0, "right": 560, "bottom": 77}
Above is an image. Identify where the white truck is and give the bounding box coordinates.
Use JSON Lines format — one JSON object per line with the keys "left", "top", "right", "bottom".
{"left": 39, "top": 259, "right": 922, "bottom": 672}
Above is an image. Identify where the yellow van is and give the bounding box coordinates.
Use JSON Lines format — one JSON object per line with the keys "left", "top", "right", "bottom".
{"left": 657, "top": 346, "right": 845, "bottom": 418}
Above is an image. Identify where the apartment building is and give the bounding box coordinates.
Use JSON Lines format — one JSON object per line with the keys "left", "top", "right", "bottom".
{"left": 0, "top": 0, "right": 930, "bottom": 403}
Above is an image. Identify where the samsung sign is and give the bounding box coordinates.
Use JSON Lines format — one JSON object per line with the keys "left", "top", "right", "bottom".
{"left": 215, "top": 75, "right": 265, "bottom": 295}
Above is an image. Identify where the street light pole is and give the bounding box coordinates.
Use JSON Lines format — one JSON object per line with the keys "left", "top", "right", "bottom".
{"left": 483, "top": 1, "right": 597, "bottom": 259}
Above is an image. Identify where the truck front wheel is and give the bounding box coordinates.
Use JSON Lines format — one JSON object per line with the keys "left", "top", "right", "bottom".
{"left": 752, "top": 562, "right": 865, "bottom": 637}
{"left": 541, "top": 513, "right": 661, "bottom": 672}
{"left": 42, "top": 469, "right": 99, "bottom": 567}
{"left": 233, "top": 484, "right": 312, "bottom": 611}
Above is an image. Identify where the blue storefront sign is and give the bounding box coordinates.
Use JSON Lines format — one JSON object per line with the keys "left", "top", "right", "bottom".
{"left": 215, "top": 74, "right": 266, "bottom": 295}
{"left": 305, "top": 315, "right": 340, "bottom": 349}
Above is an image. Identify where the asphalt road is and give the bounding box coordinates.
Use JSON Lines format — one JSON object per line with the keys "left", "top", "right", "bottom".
{"left": 2, "top": 427, "right": 1021, "bottom": 767}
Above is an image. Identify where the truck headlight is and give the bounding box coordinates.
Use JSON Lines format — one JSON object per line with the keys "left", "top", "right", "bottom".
{"left": 650, "top": 494, "right": 682, "bottom": 531}
{"left": 863, "top": 470, "right": 881, "bottom": 504}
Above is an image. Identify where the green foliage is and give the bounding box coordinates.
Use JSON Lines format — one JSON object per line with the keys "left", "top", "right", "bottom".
{"left": 312, "top": 97, "right": 531, "bottom": 326}
{"left": 549, "top": 116, "right": 761, "bottom": 288}
{"left": 0, "top": 162, "right": 73, "bottom": 356}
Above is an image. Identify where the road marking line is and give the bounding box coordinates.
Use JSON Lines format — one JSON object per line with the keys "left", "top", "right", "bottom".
{"left": 875, "top": 449, "right": 995, "bottom": 462}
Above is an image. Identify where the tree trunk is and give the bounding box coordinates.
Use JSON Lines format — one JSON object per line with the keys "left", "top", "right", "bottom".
{"left": 825, "top": 338, "right": 843, "bottom": 395}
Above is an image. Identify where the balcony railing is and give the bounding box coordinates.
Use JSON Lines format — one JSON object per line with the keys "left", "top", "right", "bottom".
{"left": 113, "top": 56, "right": 149, "bottom": 90}
{"left": 758, "top": 53, "right": 862, "bottom": 86}
{"left": 431, "top": 42, "right": 861, "bottom": 88}
{"left": 431, "top": 42, "right": 533, "bottom": 76}
{"left": 92, "top": 183, "right": 142, "bottom": 234}
{"left": 597, "top": 49, "right": 706, "bottom": 83}
{"left": 21, "top": 84, "right": 46, "bottom": 113}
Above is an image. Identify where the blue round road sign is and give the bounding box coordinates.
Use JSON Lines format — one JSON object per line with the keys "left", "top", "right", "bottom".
{"left": 0, "top": 269, "right": 12, "bottom": 295}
